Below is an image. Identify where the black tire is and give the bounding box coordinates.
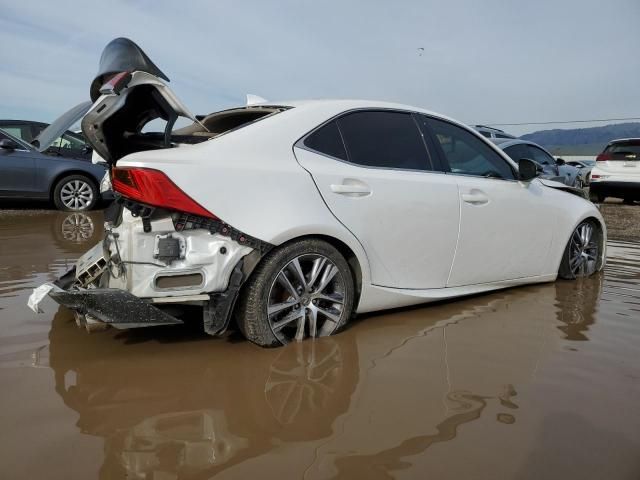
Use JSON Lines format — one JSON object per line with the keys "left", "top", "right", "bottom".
{"left": 558, "top": 219, "right": 603, "bottom": 280}
{"left": 235, "top": 239, "right": 355, "bottom": 348}
{"left": 53, "top": 174, "right": 98, "bottom": 211}
{"left": 589, "top": 191, "right": 605, "bottom": 203}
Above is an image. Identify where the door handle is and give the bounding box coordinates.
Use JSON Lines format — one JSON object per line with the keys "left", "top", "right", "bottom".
{"left": 461, "top": 191, "right": 489, "bottom": 205}
{"left": 330, "top": 180, "right": 371, "bottom": 196}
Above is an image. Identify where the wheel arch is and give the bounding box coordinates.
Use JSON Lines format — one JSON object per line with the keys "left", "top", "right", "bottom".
{"left": 555, "top": 214, "right": 606, "bottom": 275}
{"left": 239, "top": 232, "right": 367, "bottom": 313}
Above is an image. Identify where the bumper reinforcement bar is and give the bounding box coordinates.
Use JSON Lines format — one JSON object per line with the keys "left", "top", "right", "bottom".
{"left": 49, "top": 288, "right": 183, "bottom": 329}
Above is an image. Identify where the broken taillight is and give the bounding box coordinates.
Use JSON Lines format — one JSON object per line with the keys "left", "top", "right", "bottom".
{"left": 99, "top": 71, "right": 132, "bottom": 96}
{"left": 112, "top": 167, "right": 217, "bottom": 219}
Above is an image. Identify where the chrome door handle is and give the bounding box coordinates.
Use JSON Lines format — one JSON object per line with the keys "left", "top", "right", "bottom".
{"left": 330, "top": 181, "right": 371, "bottom": 196}
{"left": 461, "top": 192, "right": 489, "bottom": 205}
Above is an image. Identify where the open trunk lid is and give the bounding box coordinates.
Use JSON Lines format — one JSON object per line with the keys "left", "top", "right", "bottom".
{"left": 81, "top": 37, "right": 198, "bottom": 165}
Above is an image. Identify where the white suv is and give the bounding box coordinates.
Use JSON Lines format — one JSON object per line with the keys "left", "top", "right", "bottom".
{"left": 590, "top": 139, "right": 640, "bottom": 203}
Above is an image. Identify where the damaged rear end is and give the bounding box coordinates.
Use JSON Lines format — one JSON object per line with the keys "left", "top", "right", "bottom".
{"left": 29, "top": 38, "right": 276, "bottom": 334}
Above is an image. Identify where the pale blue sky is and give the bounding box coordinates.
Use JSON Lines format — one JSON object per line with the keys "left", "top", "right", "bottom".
{"left": 0, "top": 0, "right": 638, "bottom": 135}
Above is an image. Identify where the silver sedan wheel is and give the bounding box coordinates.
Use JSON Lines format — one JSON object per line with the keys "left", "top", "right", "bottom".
{"left": 569, "top": 221, "right": 599, "bottom": 277}
{"left": 267, "top": 254, "right": 346, "bottom": 343}
{"left": 61, "top": 213, "right": 95, "bottom": 243}
{"left": 59, "top": 179, "right": 94, "bottom": 211}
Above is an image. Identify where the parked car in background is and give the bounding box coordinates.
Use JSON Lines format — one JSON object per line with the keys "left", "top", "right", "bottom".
{"left": 0, "top": 127, "right": 107, "bottom": 211}
{"left": 474, "top": 125, "right": 516, "bottom": 139}
{"left": 31, "top": 38, "right": 607, "bottom": 348}
{"left": 0, "top": 119, "right": 92, "bottom": 160}
{"left": 494, "top": 139, "right": 584, "bottom": 188}
{"left": 589, "top": 139, "right": 640, "bottom": 203}
{"left": 564, "top": 159, "right": 595, "bottom": 187}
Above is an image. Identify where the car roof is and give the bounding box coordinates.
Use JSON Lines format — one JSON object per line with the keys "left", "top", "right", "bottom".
{"left": 0, "top": 119, "right": 47, "bottom": 127}
{"left": 607, "top": 138, "right": 640, "bottom": 145}
{"left": 491, "top": 138, "right": 556, "bottom": 156}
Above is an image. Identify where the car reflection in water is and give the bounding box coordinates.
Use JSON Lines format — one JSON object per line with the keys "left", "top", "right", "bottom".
{"left": 47, "top": 273, "right": 604, "bottom": 479}
{"left": 0, "top": 210, "right": 103, "bottom": 297}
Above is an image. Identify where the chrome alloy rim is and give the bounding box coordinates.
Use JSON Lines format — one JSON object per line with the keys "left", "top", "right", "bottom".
{"left": 60, "top": 179, "right": 94, "bottom": 210}
{"left": 569, "top": 221, "right": 599, "bottom": 277}
{"left": 267, "top": 254, "right": 346, "bottom": 343}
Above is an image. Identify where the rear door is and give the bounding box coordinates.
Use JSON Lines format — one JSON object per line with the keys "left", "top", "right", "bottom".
{"left": 421, "top": 116, "right": 556, "bottom": 286}
{"left": 295, "top": 110, "right": 460, "bottom": 289}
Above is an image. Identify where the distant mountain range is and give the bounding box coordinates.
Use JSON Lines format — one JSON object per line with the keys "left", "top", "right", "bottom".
{"left": 519, "top": 122, "right": 640, "bottom": 156}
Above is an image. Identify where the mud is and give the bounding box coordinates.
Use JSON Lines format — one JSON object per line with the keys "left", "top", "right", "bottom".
{"left": 1, "top": 208, "right": 639, "bottom": 479}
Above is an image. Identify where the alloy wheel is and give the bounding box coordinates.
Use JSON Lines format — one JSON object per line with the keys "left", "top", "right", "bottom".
{"left": 60, "top": 179, "right": 94, "bottom": 210}
{"left": 267, "top": 254, "right": 346, "bottom": 343}
{"left": 569, "top": 221, "right": 599, "bottom": 277}
{"left": 61, "top": 213, "right": 95, "bottom": 243}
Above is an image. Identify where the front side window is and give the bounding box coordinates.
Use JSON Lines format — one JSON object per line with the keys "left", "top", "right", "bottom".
{"left": 503, "top": 144, "right": 530, "bottom": 163}
{"left": 337, "top": 111, "right": 431, "bottom": 170}
{"left": 2, "top": 126, "right": 27, "bottom": 140}
{"left": 527, "top": 145, "right": 555, "bottom": 165}
{"left": 424, "top": 117, "right": 515, "bottom": 180}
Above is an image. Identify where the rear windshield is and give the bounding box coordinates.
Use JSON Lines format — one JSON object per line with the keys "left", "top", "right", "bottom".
{"left": 604, "top": 141, "right": 640, "bottom": 159}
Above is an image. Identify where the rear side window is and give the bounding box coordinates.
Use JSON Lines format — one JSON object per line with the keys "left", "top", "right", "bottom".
{"left": 337, "top": 111, "right": 431, "bottom": 170}
{"left": 424, "top": 117, "right": 515, "bottom": 180}
{"left": 303, "top": 121, "right": 348, "bottom": 160}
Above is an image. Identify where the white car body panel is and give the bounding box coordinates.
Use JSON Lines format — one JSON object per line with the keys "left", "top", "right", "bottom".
{"left": 295, "top": 147, "right": 460, "bottom": 289}
{"left": 447, "top": 177, "right": 555, "bottom": 286}
{"left": 116, "top": 99, "right": 606, "bottom": 314}
{"left": 590, "top": 161, "right": 640, "bottom": 182}
{"left": 104, "top": 210, "right": 253, "bottom": 299}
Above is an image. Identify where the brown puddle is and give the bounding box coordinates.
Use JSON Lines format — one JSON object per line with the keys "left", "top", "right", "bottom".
{"left": 1, "top": 209, "right": 639, "bottom": 479}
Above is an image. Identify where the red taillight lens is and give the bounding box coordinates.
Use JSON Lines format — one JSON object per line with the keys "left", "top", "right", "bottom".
{"left": 99, "top": 71, "right": 132, "bottom": 96}
{"left": 112, "top": 167, "right": 217, "bottom": 219}
{"left": 596, "top": 153, "right": 611, "bottom": 162}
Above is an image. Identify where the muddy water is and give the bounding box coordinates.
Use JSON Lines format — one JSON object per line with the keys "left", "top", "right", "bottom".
{"left": 1, "top": 210, "right": 639, "bottom": 480}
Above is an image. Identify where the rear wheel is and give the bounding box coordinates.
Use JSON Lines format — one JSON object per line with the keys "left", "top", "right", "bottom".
{"left": 558, "top": 220, "right": 602, "bottom": 280}
{"left": 53, "top": 175, "right": 98, "bottom": 211}
{"left": 235, "top": 239, "right": 355, "bottom": 347}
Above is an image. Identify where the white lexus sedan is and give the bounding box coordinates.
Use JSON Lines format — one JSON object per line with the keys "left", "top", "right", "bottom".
{"left": 30, "top": 38, "right": 606, "bottom": 347}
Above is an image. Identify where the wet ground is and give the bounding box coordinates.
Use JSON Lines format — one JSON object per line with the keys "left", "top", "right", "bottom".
{"left": 1, "top": 207, "right": 639, "bottom": 480}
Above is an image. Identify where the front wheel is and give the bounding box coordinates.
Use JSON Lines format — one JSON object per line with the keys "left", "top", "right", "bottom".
{"left": 558, "top": 220, "right": 603, "bottom": 280}
{"left": 53, "top": 174, "right": 98, "bottom": 211}
{"left": 235, "top": 239, "right": 355, "bottom": 347}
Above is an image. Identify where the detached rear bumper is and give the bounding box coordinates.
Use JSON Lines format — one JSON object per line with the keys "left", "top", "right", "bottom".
{"left": 32, "top": 282, "right": 182, "bottom": 329}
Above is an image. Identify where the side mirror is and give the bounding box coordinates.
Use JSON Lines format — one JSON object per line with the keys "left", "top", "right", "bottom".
{"left": 0, "top": 139, "right": 18, "bottom": 150}
{"left": 555, "top": 157, "right": 566, "bottom": 166}
{"left": 81, "top": 145, "right": 93, "bottom": 154}
{"left": 518, "top": 158, "right": 542, "bottom": 182}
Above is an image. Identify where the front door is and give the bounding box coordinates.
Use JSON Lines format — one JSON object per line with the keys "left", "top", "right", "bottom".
{"left": 421, "top": 116, "right": 556, "bottom": 286}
